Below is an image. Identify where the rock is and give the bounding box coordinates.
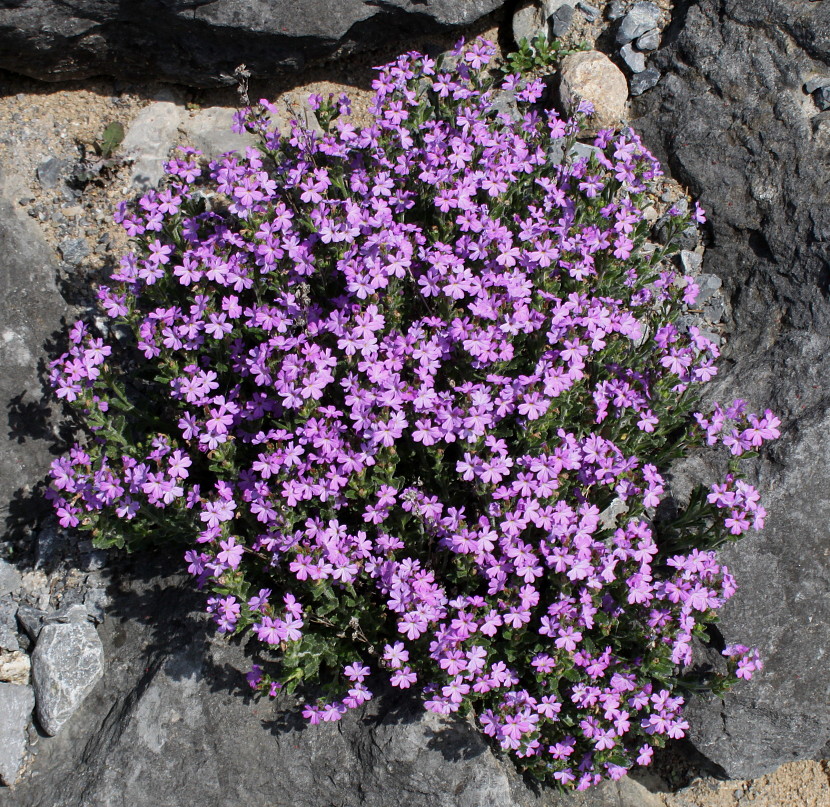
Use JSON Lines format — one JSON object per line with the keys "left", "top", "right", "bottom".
{"left": 632, "top": 0, "right": 830, "bottom": 778}
{"left": 635, "top": 28, "right": 660, "bottom": 52}
{"left": 0, "top": 650, "right": 31, "bottom": 686}
{"left": 550, "top": 4, "right": 575, "bottom": 37}
{"left": 34, "top": 519, "right": 70, "bottom": 571}
{"left": 0, "top": 172, "right": 68, "bottom": 537}
{"left": 620, "top": 43, "right": 647, "bottom": 73}
{"left": 0, "top": 684, "right": 34, "bottom": 785}
{"left": 0, "top": 597, "right": 19, "bottom": 652}
{"left": 616, "top": 2, "right": 661, "bottom": 45}
{"left": 42, "top": 604, "right": 91, "bottom": 626}
{"left": 678, "top": 249, "right": 704, "bottom": 274}
{"left": 576, "top": 2, "right": 600, "bottom": 22}
{"left": 814, "top": 86, "right": 830, "bottom": 110}
{"left": 0, "top": 559, "right": 21, "bottom": 597}
{"left": 121, "top": 101, "right": 183, "bottom": 190}
{"left": 512, "top": 0, "right": 547, "bottom": 45}
{"left": 83, "top": 588, "right": 109, "bottom": 624}
{"left": 179, "top": 108, "right": 256, "bottom": 160}
{"left": 607, "top": 0, "right": 627, "bottom": 20}
{"left": 629, "top": 67, "right": 661, "bottom": 95}
{"left": 558, "top": 51, "right": 629, "bottom": 133}
{"left": 57, "top": 238, "right": 88, "bottom": 266}
{"left": 17, "top": 571, "right": 50, "bottom": 613}
{"left": 0, "top": 0, "right": 506, "bottom": 87}
{"left": 16, "top": 604, "right": 46, "bottom": 641}
{"left": 803, "top": 76, "right": 829, "bottom": 93}
{"left": 31, "top": 621, "right": 104, "bottom": 736}
{"left": 36, "top": 157, "right": 66, "bottom": 189}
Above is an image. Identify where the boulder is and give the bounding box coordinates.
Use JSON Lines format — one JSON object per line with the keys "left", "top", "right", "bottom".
{"left": 632, "top": 0, "right": 830, "bottom": 779}
{"left": 0, "top": 0, "right": 507, "bottom": 87}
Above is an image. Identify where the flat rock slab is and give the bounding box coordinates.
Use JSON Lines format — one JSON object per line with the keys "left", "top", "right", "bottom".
{"left": 0, "top": 684, "right": 34, "bottom": 786}
{"left": 0, "top": 0, "right": 507, "bottom": 87}
{"left": 31, "top": 621, "right": 104, "bottom": 736}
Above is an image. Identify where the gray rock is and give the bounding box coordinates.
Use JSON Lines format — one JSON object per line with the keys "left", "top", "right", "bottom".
{"left": 0, "top": 560, "right": 21, "bottom": 597}
{"left": 179, "top": 107, "right": 256, "bottom": 160}
{"left": 36, "top": 157, "right": 65, "bottom": 189}
{"left": 121, "top": 101, "right": 183, "bottom": 190}
{"left": 35, "top": 520, "right": 70, "bottom": 571}
{"left": 0, "top": 597, "right": 19, "bottom": 652}
{"left": 803, "top": 76, "right": 830, "bottom": 93}
{"left": 42, "top": 604, "right": 91, "bottom": 626}
{"left": 16, "top": 604, "right": 46, "bottom": 641}
{"left": 629, "top": 66, "right": 661, "bottom": 95}
{"left": 0, "top": 172, "right": 68, "bottom": 535}
{"left": 83, "top": 588, "right": 109, "bottom": 624}
{"left": 513, "top": 0, "right": 547, "bottom": 45}
{"left": 620, "top": 43, "right": 647, "bottom": 73}
{"left": 633, "top": 0, "right": 830, "bottom": 778}
{"left": 607, "top": 0, "right": 627, "bottom": 20}
{"left": 0, "top": 683, "right": 34, "bottom": 785}
{"left": 635, "top": 27, "right": 660, "bottom": 51}
{"left": 678, "top": 249, "right": 704, "bottom": 274}
{"left": 57, "top": 238, "right": 88, "bottom": 266}
{"left": 814, "top": 85, "right": 830, "bottom": 110}
{"left": 550, "top": 4, "right": 575, "bottom": 37}
{"left": 31, "top": 621, "right": 104, "bottom": 736}
{"left": 0, "top": 0, "right": 506, "bottom": 86}
{"left": 616, "top": 1, "right": 661, "bottom": 45}
{"left": 576, "top": 1, "right": 600, "bottom": 21}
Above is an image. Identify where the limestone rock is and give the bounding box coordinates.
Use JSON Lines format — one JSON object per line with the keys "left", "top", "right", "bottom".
{"left": 0, "top": 684, "right": 34, "bottom": 786}
{"left": 121, "top": 101, "right": 183, "bottom": 190}
{"left": 558, "top": 51, "right": 629, "bottom": 133}
{"left": 0, "top": 650, "right": 31, "bottom": 686}
{"left": 0, "top": 560, "right": 21, "bottom": 597}
{"left": 31, "top": 622, "right": 104, "bottom": 736}
{"left": 512, "top": 0, "right": 547, "bottom": 44}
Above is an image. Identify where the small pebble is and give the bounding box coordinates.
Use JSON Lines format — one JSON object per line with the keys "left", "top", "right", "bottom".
{"left": 58, "top": 238, "right": 89, "bottom": 266}
{"left": 616, "top": 1, "right": 661, "bottom": 45}
{"left": 620, "top": 43, "right": 647, "bottom": 73}
{"left": 630, "top": 66, "right": 661, "bottom": 95}
{"left": 635, "top": 27, "right": 660, "bottom": 51}
{"left": 36, "top": 157, "right": 65, "bottom": 189}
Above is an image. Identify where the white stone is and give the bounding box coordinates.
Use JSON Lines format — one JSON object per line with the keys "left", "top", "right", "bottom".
{"left": 32, "top": 621, "right": 104, "bottom": 736}
{"left": 180, "top": 107, "right": 256, "bottom": 160}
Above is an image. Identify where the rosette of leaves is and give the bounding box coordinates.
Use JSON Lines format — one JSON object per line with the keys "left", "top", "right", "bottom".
{"left": 47, "top": 38, "right": 777, "bottom": 790}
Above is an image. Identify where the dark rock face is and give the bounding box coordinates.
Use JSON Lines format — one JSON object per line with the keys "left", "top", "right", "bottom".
{"left": 0, "top": 173, "right": 68, "bottom": 537}
{"left": 0, "top": 0, "right": 506, "bottom": 87}
{"left": 632, "top": 0, "right": 830, "bottom": 779}
{"left": 0, "top": 555, "right": 654, "bottom": 807}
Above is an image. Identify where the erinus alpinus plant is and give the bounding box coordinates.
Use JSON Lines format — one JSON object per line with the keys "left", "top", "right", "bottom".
{"left": 48, "top": 39, "right": 778, "bottom": 790}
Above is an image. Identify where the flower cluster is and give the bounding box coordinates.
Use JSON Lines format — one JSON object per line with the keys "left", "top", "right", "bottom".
{"left": 47, "top": 39, "right": 778, "bottom": 790}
